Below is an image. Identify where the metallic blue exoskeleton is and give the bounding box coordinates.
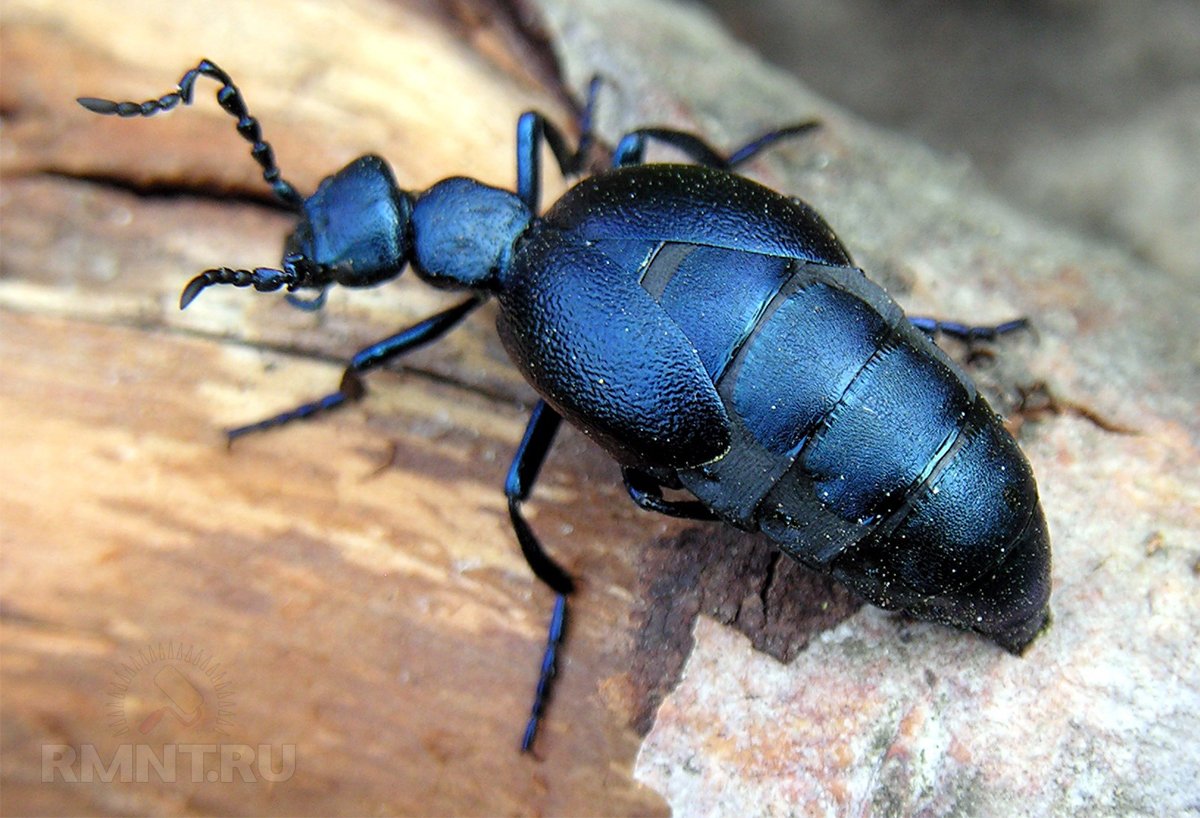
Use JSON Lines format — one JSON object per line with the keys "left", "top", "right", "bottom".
{"left": 79, "top": 61, "right": 1051, "bottom": 753}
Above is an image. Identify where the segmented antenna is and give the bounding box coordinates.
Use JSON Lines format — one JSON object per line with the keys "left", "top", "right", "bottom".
{"left": 78, "top": 59, "right": 304, "bottom": 210}
{"left": 177, "top": 253, "right": 329, "bottom": 309}
{"left": 179, "top": 266, "right": 298, "bottom": 310}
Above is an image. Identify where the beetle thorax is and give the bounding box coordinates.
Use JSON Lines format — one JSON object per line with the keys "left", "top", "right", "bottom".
{"left": 411, "top": 177, "right": 532, "bottom": 291}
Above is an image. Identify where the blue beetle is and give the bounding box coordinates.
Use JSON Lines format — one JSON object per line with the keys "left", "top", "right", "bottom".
{"left": 79, "top": 61, "right": 1051, "bottom": 752}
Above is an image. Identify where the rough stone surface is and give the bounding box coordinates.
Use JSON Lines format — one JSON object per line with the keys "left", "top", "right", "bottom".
{"left": 705, "top": 0, "right": 1200, "bottom": 287}
{"left": 533, "top": 1, "right": 1200, "bottom": 815}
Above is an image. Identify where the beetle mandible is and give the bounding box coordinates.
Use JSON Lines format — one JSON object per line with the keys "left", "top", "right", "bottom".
{"left": 79, "top": 60, "right": 1051, "bottom": 753}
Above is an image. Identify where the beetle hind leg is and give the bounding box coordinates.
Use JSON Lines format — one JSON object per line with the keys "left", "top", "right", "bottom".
{"left": 908, "top": 316, "right": 1031, "bottom": 363}
{"left": 504, "top": 400, "right": 577, "bottom": 753}
{"left": 908, "top": 316, "right": 1029, "bottom": 343}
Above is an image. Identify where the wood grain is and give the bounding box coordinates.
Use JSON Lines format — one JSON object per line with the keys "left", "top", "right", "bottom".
{"left": 1, "top": 1, "right": 676, "bottom": 814}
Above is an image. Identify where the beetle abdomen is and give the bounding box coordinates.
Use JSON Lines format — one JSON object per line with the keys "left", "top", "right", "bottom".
{"left": 826, "top": 397, "right": 1051, "bottom": 651}
{"left": 617, "top": 243, "right": 1050, "bottom": 649}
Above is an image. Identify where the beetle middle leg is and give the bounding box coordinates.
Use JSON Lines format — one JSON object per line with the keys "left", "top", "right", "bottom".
{"left": 622, "top": 467, "right": 719, "bottom": 521}
{"left": 225, "top": 295, "right": 484, "bottom": 442}
{"left": 612, "top": 121, "right": 819, "bottom": 169}
{"left": 515, "top": 76, "right": 603, "bottom": 209}
{"left": 504, "top": 399, "right": 576, "bottom": 752}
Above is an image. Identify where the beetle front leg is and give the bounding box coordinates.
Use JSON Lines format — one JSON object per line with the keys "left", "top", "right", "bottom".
{"left": 504, "top": 400, "right": 576, "bottom": 753}
{"left": 226, "top": 296, "right": 484, "bottom": 442}
{"left": 284, "top": 287, "right": 328, "bottom": 312}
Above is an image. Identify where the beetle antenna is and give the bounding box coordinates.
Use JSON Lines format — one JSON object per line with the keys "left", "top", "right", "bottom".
{"left": 180, "top": 264, "right": 311, "bottom": 309}
{"left": 78, "top": 59, "right": 305, "bottom": 210}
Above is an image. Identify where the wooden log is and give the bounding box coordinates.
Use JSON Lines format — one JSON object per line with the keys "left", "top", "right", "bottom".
{"left": 1, "top": 1, "right": 705, "bottom": 814}
{"left": 23, "top": 1, "right": 1194, "bottom": 815}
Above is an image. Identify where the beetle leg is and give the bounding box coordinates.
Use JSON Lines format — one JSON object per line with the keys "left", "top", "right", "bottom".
{"left": 225, "top": 296, "right": 484, "bottom": 443}
{"left": 504, "top": 400, "right": 576, "bottom": 752}
{"left": 622, "top": 467, "right": 720, "bottom": 521}
{"left": 726, "top": 123, "right": 822, "bottom": 167}
{"left": 515, "top": 77, "right": 603, "bottom": 210}
{"left": 909, "top": 316, "right": 1031, "bottom": 365}
{"left": 612, "top": 121, "right": 819, "bottom": 169}
{"left": 284, "top": 287, "right": 329, "bottom": 312}
{"left": 908, "top": 316, "right": 1029, "bottom": 343}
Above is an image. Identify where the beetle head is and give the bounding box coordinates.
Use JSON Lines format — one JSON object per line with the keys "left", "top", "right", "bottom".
{"left": 180, "top": 155, "right": 416, "bottom": 308}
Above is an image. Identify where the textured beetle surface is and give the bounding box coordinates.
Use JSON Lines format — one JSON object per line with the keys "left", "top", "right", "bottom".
{"left": 79, "top": 61, "right": 1051, "bottom": 753}
{"left": 505, "top": 164, "right": 1051, "bottom": 652}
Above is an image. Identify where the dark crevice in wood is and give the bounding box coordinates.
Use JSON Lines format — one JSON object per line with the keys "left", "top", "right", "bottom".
{"left": 39, "top": 168, "right": 293, "bottom": 209}
{"left": 0, "top": 304, "right": 531, "bottom": 412}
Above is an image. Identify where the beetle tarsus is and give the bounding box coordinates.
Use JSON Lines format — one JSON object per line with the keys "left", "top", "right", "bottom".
{"left": 521, "top": 593, "right": 567, "bottom": 754}
{"left": 225, "top": 390, "right": 352, "bottom": 445}
{"left": 909, "top": 315, "right": 1030, "bottom": 342}
{"left": 612, "top": 120, "right": 820, "bottom": 169}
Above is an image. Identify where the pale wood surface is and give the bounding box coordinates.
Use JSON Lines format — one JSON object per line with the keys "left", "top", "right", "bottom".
{"left": 0, "top": 1, "right": 683, "bottom": 814}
